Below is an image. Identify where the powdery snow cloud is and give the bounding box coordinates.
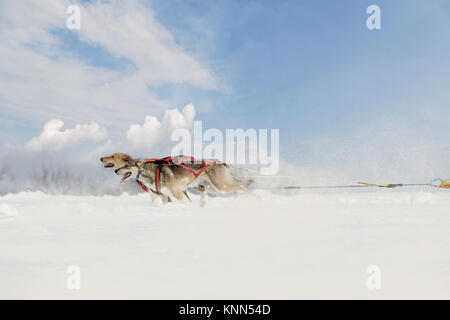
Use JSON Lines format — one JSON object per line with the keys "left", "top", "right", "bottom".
{"left": 25, "top": 119, "right": 108, "bottom": 153}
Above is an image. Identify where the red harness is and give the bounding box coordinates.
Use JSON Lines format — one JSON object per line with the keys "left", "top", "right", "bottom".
{"left": 137, "top": 156, "right": 212, "bottom": 194}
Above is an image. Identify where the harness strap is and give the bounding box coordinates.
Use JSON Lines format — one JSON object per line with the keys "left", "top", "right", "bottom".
{"left": 137, "top": 180, "right": 149, "bottom": 192}
{"left": 144, "top": 155, "right": 197, "bottom": 165}
{"left": 155, "top": 165, "right": 162, "bottom": 194}
{"left": 136, "top": 162, "right": 158, "bottom": 194}
{"left": 135, "top": 156, "right": 212, "bottom": 194}
{"left": 177, "top": 162, "right": 211, "bottom": 178}
{"left": 163, "top": 155, "right": 195, "bottom": 163}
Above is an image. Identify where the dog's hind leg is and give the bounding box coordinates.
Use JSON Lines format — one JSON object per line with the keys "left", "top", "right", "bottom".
{"left": 222, "top": 181, "right": 260, "bottom": 199}
{"left": 198, "top": 184, "right": 206, "bottom": 208}
{"left": 171, "top": 189, "right": 191, "bottom": 205}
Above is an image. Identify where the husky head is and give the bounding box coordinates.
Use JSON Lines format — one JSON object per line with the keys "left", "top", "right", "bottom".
{"left": 100, "top": 153, "right": 132, "bottom": 169}
{"left": 114, "top": 160, "right": 144, "bottom": 182}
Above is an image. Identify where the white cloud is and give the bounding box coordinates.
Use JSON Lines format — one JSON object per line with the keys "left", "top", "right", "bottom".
{"left": 162, "top": 103, "right": 196, "bottom": 133}
{"left": 80, "top": 1, "right": 221, "bottom": 90}
{"left": 125, "top": 103, "right": 195, "bottom": 152}
{"left": 126, "top": 115, "right": 162, "bottom": 151}
{"left": 0, "top": 0, "right": 223, "bottom": 130}
{"left": 25, "top": 119, "right": 108, "bottom": 153}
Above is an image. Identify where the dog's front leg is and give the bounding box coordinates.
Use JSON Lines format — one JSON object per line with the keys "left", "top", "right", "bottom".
{"left": 149, "top": 190, "right": 160, "bottom": 206}
{"left": 161, "top": 195, "right": 171, "bottom": 204}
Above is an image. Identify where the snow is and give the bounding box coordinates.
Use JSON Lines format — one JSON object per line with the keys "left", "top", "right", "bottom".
{"left": 1, "top": 189, "right": 449, "bottom": 299}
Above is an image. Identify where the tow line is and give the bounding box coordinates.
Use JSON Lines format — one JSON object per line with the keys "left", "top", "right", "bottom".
{"left": 241, "top": 177, "right": 450, "bottom": 191}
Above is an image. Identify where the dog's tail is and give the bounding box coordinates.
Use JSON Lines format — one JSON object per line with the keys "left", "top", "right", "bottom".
{"left": 219, "top": 163, "right": 255, "bottom": 189}
{"left": 225, "top": 164, "right": 261, "bottom": 174}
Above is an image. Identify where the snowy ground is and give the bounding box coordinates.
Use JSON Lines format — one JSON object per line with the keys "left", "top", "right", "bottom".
{"left": 1, "top": 189, "right": 449, "bottom": 299}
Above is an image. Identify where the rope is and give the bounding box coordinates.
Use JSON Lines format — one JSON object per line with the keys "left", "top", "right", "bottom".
{"left": 245, "top": 178, "right": 450, "bottom": 191}
{"left": 230, "top": 165, "right": 450, "bottom": 189}
{"left": 258, "top": 184, "right": 368, "bottom": 190}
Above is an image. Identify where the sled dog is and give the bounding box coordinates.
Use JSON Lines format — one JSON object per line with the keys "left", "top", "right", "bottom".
{"left": 115, "top": 158, "right": 252, "bottom": 207}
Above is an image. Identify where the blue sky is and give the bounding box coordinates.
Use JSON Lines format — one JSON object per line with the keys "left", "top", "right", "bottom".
{"left": 167, "top": 3, "right": 446, "bottom": 114}
{"left": 1, "top": 0, "right": 450, "bottom": 179}
{"left": 150, "top": 0, "right": 450, "bottom": 164}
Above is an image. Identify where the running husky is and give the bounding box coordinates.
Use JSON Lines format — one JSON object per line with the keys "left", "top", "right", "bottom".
{"left": 115, "top": 158, "right": 253, "bottom": 207}
{"left": 101, "top": 153, "right": 172, "bottom": 203}
{"left": 100, "top": 153, "right": 214, "bottom": 204}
